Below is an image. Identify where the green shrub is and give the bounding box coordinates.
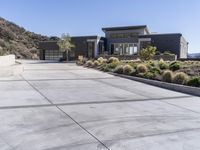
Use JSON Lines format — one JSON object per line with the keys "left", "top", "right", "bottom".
{"left": 136, "top": 64, "right": 148, "bottom": 73}
{"left": 128, "top": 62, "right": 137, "bottom": 69}
{"left": 144, "top": 72, "right": 156, "bottom": 79}
{"left": 187, "top": 77, "right": 200, "bottom": 87}
{"left": 101, "top": 64, "right": 111, "bottom": 72}
{"left": 114, "top": 65, "right": 124, "bottom": 74}
{"left": 85, "top": 60, "right": 94, "bottom": 67}
{"left": 158, "top": 59, "right": 169, "bottom": 70}
{"left": 150, "top": 67, "right": 161, "bottom": 75}
{"left": 173, "top": 72, "right": 188, "bottom": 85}
{"left": 108, "top": 61, "right": 119, "bottom": 69}
{"left": 123, "top": 64, "right": 133, "bottom": 75}
{"left": 147, "top": 60, "right": 155, "bottom": 67}
{"left": 169, "top": 61, "right": 181, "bottom": 71}
{"left": 162, "top": 70, "right": 173, "bottom": 83}
{"left": 93, "top": 60, "right": 100, "bottom": 67}
{"left": 139, "top": 46, "right": 157, "bottom": 61}
{"left": 130, "top": 69, "right": 137, "bottom": 76}
{"left": 108, "top": 57, "right": 119, "bottom": 63}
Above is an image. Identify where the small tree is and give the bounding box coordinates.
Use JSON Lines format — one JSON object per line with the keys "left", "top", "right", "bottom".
{"left": 57, "top": 33, "right": 75, "bottom": 61}
{"left": 139, "top": 46, "right": 157, "bottom": 61}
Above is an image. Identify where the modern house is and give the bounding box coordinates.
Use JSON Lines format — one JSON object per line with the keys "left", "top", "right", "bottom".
{"left": 39, "top": 25, "right": 188, "bottom": 60}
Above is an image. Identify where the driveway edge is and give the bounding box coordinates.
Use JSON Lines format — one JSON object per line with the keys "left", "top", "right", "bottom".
{"left": 109, "top": 72, "right": 200, "bottom": 97}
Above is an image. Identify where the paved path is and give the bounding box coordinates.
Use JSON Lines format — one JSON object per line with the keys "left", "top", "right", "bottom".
{"left": 0, "top": 60, "right": 200, "bottom": 150}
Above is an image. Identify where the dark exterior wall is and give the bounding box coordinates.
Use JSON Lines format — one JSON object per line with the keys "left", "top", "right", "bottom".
{"left": 104, "top": 29, "right": 147, "bottom": 52}
{"left": 39, "top": 41, "right": 59, "bottom": 50}
{"left": 139, "top": 34, "right": 184, "bottom": 58}
{"left": 71, "top": 36, "right": 98, "bottom": 58}
{"left": 39, "top": 36, "right": 105, "bottom": 60}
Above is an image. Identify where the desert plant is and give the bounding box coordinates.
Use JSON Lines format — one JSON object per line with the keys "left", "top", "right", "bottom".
{"left": 130, "top": 69, "right": 137, "bottom": 76}
{"left": 139, "top": 46, "right": 157, "bottom": 61}
{"left": 169, "top": 61, "right": 181, "bottom": 71}
{"left": 144, "top": 72, "right": 156, "bottom": 79}
{"left": 173, "top": 72, "right": 188, "bottom": 85}
{"left": 108, "top": 61, "right": 119, "bottom": 69}
{"left": 114, "top": 65, "right": 124, "bottom": 74}
{"left": 97, "top": 57, "right": 107, "bottom": 64}
{"left": 136, "top": 64, "right": 148, "bottom": 73}
{"left": 93, "top": 60, "right": 100, "bottom": 67}
{"left": 187, "top": 77, "right": 200, "bottom": 87}
{"left": 123, "top": 64, "right": 133, "bottom": 75}
{"left": 108, "top": 57, "right": 119, "bottom": 63}
{"left": 150, "top": 67, "right": 161, "bottom": 75}
{"left": 85, "top": 60, "right": 94, "bottom": 67}
{"left": 162, "top": 70, "right": 174, "bottom": 83}
{"left": 57, "top": 33, "right": 75, "bottom": 61}
{"left": 158, "top": 59, "right": 169, "bottom": 70}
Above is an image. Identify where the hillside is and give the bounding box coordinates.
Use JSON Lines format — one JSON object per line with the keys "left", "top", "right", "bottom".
{"left": 0, "top": 17, "right": 58, "bottom": 59}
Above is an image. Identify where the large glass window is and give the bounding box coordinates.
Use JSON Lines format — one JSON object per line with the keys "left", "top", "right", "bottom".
{"left": 112, "top": 43, "right": 138, "bottom": 55}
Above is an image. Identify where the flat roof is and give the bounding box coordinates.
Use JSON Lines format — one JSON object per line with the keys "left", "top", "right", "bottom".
{"left": 139, "top": 33, "right": 182, "bottom": 37}
{"left": 102, "top": 25, "right": 148, "bottom": 31}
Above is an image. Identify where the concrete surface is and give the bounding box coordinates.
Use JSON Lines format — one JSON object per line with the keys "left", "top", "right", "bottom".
{"left": 0, "top": 60, "right": 200, "bottom": 150}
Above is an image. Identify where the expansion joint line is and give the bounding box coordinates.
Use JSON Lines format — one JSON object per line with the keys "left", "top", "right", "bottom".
{"left": 20, "top": 75, "right": 110, "bottom": 150}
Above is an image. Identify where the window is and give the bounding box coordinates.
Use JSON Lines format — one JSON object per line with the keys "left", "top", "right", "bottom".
{"left": 112, "top": 43, "right": 138, "bottom": 55}
{"left": 109, "top": 33, "right": 139, "bottom": 39}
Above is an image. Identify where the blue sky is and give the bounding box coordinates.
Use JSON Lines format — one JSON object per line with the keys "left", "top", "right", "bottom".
{"left": 0, "top": 0, "right": 200, "bottom": 53}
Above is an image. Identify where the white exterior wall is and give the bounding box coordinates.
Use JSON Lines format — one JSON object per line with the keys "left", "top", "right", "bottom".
{"left": 0, "top": 55, "right": 15, "bottom": 66}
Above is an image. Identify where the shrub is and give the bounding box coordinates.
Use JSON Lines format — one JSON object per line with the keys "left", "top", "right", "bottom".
{"left": 101, "top": 64, "right": 111, "bottom": 72}
{"left": 93, "top": 60, "right": 100, "bottom": 67}
{"left": 97, "top": 57, "right": 107, "bottom": 64}
{"left": 139, "top": 46, "right": 157, "bottom": 61}
{"left": 97, "top": 57, "right": 104, "bottom": 62}
{"left": 150, "top": 67, "right": 161, "bottom": 75}
{"left": 130, "top": 69, "right": 137, "bottom": 76}
{"left": 169, "top": 61, "right": 181, "bottom": 71}
{"left": 108, "top": 57, "right": 119, "bottom": 63}
{"left": 158, "top": 59, "right": 169, "bottom": 70}
{"left": 162, "top": 70, "right": 173, "bottom": 83}
{"left": 136, "top": 64, "right": 148, "bottom": 73}
{"left": 114, "top": 65, "right": 124, "bottom": 74}
{"left": 187, "top": 77, "right": 200, "bottom": 87}
{"left": 123, "top": 64, "right": 133, "bottom": 75}
{"left": 144, "top": 72, "right": 156, "bottom": 79}
{"left": 108, "top": 61, "right": 119, "bottom": 69}
{"left": 85, "top": 60, "right": 94, "bottom": 67}
{"left": 173, "top": 72, "right": 188, "bottom": 85}
{"left": 128, "top": 62, "right": 137, "bottom": 69}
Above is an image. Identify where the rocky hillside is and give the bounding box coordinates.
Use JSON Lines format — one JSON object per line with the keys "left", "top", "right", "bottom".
{"left": 0, "top": 17, "right": 58, "bottom": 59}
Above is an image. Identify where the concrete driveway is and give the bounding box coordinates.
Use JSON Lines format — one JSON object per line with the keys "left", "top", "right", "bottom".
{"left": 0, "top": 60, "right": 200, "bottom": 150}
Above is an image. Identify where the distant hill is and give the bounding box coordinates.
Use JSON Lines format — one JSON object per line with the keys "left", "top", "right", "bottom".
{"left": 0, "top": 17, "right": 58, "bottom": 59}
{"left": 188, "top": 53, "right": 200, "bottom": 59}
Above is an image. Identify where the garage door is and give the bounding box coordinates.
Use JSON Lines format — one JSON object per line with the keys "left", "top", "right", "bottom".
{"left": 45, "top": 50, "right": 63, "bottom": 60}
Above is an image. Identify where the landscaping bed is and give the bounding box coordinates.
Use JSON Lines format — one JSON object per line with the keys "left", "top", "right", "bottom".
{"left": 77, "top": 57, "right": 200, "bottom": 89}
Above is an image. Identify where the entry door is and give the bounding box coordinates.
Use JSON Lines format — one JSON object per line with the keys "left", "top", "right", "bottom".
{"left": 87, "top": 42, "right": 95, "bottom": 58}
